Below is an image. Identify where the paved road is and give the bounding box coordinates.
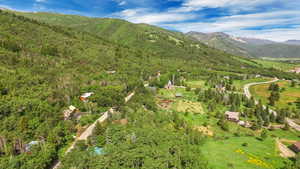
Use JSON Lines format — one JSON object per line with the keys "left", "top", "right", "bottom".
{"left": 243, "top": 78, "right": 279, "bottom": 116}
{"left": 243, "top": 78, "right": 279, "bottom": 99}
{"left": 52, "top": 92, "right": 135, "bottom": 169}
{"left": 243, "top": 79, "right": 300, "bottom": 132}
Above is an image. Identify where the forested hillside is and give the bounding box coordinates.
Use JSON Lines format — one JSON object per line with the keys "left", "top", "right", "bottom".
{"left": 0, "top": 9, "right": 299, "bottom": 168}
{"left": 14, "top": 11, "right": 300, "bottom": 79}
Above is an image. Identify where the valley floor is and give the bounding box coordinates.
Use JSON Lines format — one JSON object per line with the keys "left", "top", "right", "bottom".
{"left": 156, "top": 78, "right": 300, "bottom": 169}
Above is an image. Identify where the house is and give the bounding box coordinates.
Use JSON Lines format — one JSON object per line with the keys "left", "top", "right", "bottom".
{"left": 224, "top": 76, "right": 230, "bottom": 80}
{"left": 175, "top": 93, "right": 183, "bottom": 98}
{"left": 25, "top": 141, "right": 39, "bottom": 152}
{"left": 238, "top": 121, "right": 251, "bottom": 128}
{"left": 63, "top": 105, "right": 77, "bottom": 120}
{"left": 215, "top": 84, "right": 226, "bottom": 92}
{"left": 225, "top": 111, "right": 240, "bottom": 122}
{"left": 106, "top": 70, "right": 116, "bottom": 74}
{"left": 291, "top": 141, "right": 300, "bottom": 153}
{"left": 156, "top": 71, "right": 161, "bottom": 78}
{"left": 79, "top": 92, "right": 94, "bottom": 102}
{"left": 290, "top": 68, "right": 300, "bottom": 74}
{"left": 165, "top": 80, "right": 173, "bottom": 89}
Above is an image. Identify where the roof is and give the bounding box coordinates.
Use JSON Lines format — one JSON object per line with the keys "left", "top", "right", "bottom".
{"left": 225, "top": 111, "right": 239, "bottom": 119}
{"left": 293, "top": 141, "right": 300, "bottom": 149}
{"left": 81, "top": 92, "right": 94, "bottom": 98}
{"left": 69, "top": 105, "right": 76, "bottom": 111}
{"left": 175, "top": 93, "right": 183, "bottom": 97}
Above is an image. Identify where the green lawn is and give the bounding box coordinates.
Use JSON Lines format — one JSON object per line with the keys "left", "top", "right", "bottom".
{"left": 202, "top": 137, "right": 286, "bottom": 169}
{"left": 234, "top": 78, "right": 271, "bottom": 91}
{"left": 158, "top": 84, "right": 297, "bottom": 169}
{"left": 185, "top": 80, "right": 205, "bottom": 88}
{"left": 268, "top": 129, "right": 300, "bottom": 140}
{"left": 250, "top": 80, "right": 300, "bottom": 108}
{"left": 157, "top": 88, "right": 198, "bottom": 101}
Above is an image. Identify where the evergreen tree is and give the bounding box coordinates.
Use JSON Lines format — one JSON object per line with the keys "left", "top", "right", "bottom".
{"left": 260, "top": 129, "right": 268, "bottom": 140}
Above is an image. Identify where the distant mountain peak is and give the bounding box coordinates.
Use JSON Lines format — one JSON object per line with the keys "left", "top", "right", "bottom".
{"left": 284, "top": 40, "right": 300, "bottom": 45}
{"left": 185, "top": 31, "right": 300, "bottom": 58}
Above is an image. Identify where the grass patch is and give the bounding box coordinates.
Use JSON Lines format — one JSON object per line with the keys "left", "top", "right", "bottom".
{"left": 172, "top": 100, "right": 204, "bottom": 114}
{"left": 250, "top": 80, "right": 300, "bottom": 108}
{"left": 185, "top": 80, "right": 205, "bottom": 88}
{"left": 234, "top": 78, "right": 271, "bottom": 91}
{"left": 202, "top": 137, "right": 286, "bottom": 169}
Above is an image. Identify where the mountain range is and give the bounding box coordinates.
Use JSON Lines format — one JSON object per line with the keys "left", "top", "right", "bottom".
{"left": 186, "top": 31, "right": 300, "bottom": 58}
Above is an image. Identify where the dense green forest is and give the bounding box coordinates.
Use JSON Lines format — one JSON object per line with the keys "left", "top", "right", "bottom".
{"left": 0, "top": 9, "right": 299, "bottom": 168}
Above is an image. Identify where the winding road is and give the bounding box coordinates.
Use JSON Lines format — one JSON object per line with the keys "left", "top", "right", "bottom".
{"left": 52, "top": 92, "right": 135, "bottom": 169}
{"left": 243, "top": 78, "right": 279, "bottom": 100}
{"left": 243, "top": 78, "right": 300, "bottom": 132}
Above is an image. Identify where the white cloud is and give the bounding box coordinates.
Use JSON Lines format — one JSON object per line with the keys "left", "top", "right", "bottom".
{"left": 162, "top": 10, "right": 300, "bottom": 41}
{"left": 234, "top": 27, "right": 300, "bottom": 42}
{"left": 171, "top": 0, "right": 278, "bottom": 12}
{"left": 115, "top": 8, "right": 197, "bottom": 24}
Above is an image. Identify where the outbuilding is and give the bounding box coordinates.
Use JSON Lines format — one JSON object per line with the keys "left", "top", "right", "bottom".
{"left": 291, "top": 141, "right": 300, "bottom": 153}
{"left": 225, "top": 111, "right": 240, "bottom": 122}
{"left": 79, "top": 92, "right": 94, "bottom": 102}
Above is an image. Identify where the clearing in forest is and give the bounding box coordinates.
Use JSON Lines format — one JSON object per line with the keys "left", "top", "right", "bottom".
{"left": 172, "top": 100, "right": 204, "bottom": 114}
{"left": 250, "top": 80, "right": 300, "bottom": 108}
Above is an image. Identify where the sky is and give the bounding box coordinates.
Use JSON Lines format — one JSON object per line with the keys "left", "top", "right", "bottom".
{"left": 1, "top": 0, "right": 300, "bottom": 41}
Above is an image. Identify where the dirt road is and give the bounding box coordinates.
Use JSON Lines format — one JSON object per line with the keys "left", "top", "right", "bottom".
{"left": 243, "top": 79, "right": 300, "bottom": 131}
{"left": 52, "top": 92, "right": 135, "bottom": 169}
{"left": 243, "top": 78, "right": 279, "bottom": 99}
{"left": 243, "top": 78, "right": 279, "bottom": 116}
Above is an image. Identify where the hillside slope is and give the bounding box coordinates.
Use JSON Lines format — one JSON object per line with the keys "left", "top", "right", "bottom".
{"left": 0, "top": 10, "right": 261, "bottom": 169}
{"left": 15, "top": 11, "right": 265, "bottom": 73}
{"left": 1, "top": 9, "right": 299, "bottom": 168}
{"left": 186, "top": 31, "right": 300, "bottom": 58}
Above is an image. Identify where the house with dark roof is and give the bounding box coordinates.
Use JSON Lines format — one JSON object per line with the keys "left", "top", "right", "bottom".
{"left": 225, "top": 111, "right": 240, "bottom": 122}
{"left": 291, "top": 141, "right": 300, "bottom": 153}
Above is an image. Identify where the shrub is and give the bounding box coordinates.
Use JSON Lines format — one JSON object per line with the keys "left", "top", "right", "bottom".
{"left": 242, "top": 143, "right": 248, "bottom": 147}
{"left": 186, "top": 86, "right": 191, "bottom": 91}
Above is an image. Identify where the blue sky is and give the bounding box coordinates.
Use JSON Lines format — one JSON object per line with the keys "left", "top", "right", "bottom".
{"left": 1, "top": 0, "right": 300, "bottom": 41}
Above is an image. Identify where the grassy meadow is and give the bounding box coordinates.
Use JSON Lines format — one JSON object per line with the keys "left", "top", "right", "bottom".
{"left": 250, "top": 80, "right": 300, "bottom": 108}
{"left": 156, "top": 81, "right": 299, "bottom": 169}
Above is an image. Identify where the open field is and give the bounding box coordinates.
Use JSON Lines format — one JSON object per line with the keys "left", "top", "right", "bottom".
{"left": 202, "top": 137, "right": 286, "bottom": 169}
{"left": 250, "top": 80, "right": 300, "bottom": 108}
{"left": 157, "top": 81, "right": 300, "bottom": 169}
{"left": 234, "top": 78, "right": 271, "bottom": 91}
{"left": 172, "top": 100, "right": 204, "bottom": 114}
{"left": 157, "top": 88, "right": 198, "bottom": 101}
{"left": 185, "top": 80, "right": 205, "bottom": 88}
